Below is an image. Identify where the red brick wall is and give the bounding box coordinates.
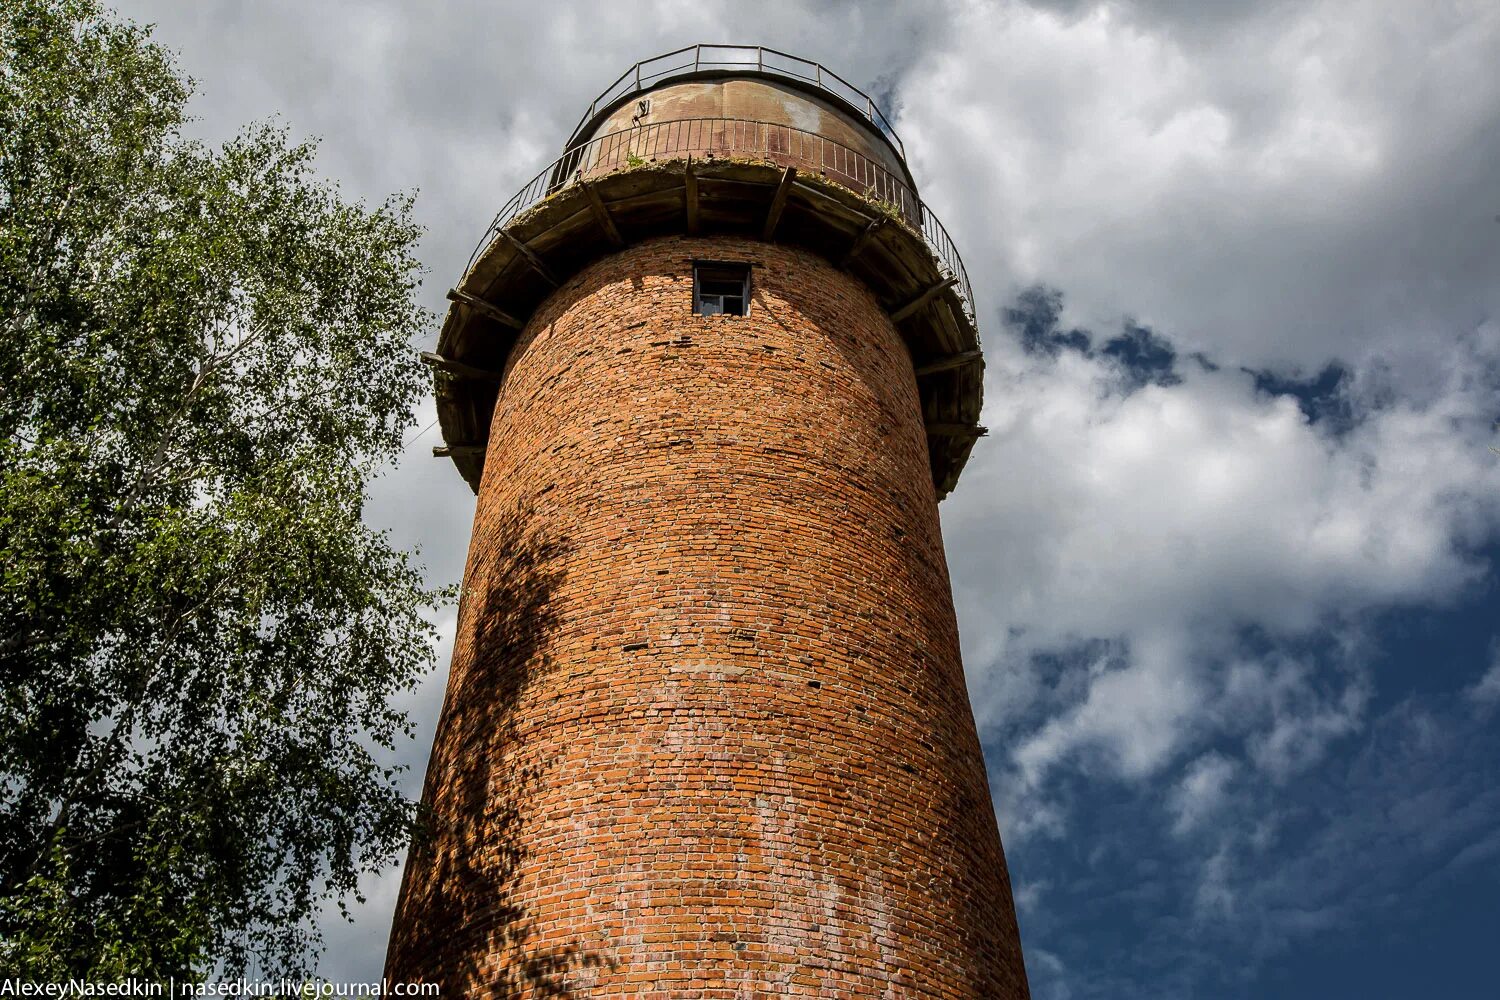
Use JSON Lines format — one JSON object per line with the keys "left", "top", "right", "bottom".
{"left": 386, "top": 236, "right": 1030, "bottom": 998}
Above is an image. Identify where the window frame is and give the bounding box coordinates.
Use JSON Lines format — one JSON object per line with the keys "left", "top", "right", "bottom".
{"left": 692, "top": 260, "right": 752, "bottom": 317}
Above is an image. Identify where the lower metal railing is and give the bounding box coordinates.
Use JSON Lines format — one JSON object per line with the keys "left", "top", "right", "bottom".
{"left": 469, "top": 117, "right": 975, "bottom": 327}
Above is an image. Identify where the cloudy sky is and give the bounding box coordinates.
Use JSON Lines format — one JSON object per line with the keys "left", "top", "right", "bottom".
{"left": 111, "top": 1, "right": 1500, "bottom": 996}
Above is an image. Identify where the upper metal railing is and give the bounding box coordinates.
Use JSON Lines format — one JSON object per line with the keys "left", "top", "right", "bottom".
{"left": 468, "top": 117, "right": 974, "bottom": 327}
{"left": 566, "top": 44, "right": 906, "bottom": 161}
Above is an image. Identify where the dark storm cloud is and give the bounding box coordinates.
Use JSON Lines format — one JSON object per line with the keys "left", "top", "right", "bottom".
{"left": 1002, "top": 284, "right": 1182, "bottom": 391}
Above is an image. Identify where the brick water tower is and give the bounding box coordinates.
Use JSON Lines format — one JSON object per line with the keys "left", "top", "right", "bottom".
{"left": 386, "top": 45, "right": 1030, "bottom": 998}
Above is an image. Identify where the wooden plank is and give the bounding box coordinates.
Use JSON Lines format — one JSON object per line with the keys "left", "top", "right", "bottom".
{"left": 591, "top": 187, "right": 696, "bottom": 216}
{"left": 913, "top": 350, "right": 982, "bottom": 378}
{"left": 580, "top": 181, "right": 624, "bottom": 247}
{"left": 699, "top": 175, "right": 801, "bottom": 195}
{"left": 931, "top": 288, "right": 967, "bottom": 356}
{"left": 446, "top": 287, "right": 523, "bottom": 330}
{"left": 519, "top": 205, "right": 595, "bottom": 256}
{"left": 761, "top": 166, "right": 798, "bottom": 241}
{"left": 789, "top": 179, "right": 907, "bottom": 237}
{"left": 684, "top": 159, "right": 700, "bottom": 235}
{"left": 890, "top": 276, "right": 959, "bottom": 324}
{"left": 433, "top": 443, "right": 488, "bottom": 458}
{"left": 502, "top": 232, "right": 560, "bottom": 287}
{"left": 839, "top": 215, "right": 887, "bottom": 269}
{"left": 420, "top": 351, "right": 504, "bottom": 383}
{"left": 926, "top": 423, "right": 987, "bottom": 437}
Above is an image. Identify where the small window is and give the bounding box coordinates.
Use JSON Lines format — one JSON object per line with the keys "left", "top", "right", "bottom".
{"left": 693, "top": 262, "right": 750, "bottom": 316}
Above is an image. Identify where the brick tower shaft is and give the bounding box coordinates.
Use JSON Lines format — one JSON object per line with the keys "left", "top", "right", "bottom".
{"left": 390, "top": 46, "right": 1029, "bottom": 998}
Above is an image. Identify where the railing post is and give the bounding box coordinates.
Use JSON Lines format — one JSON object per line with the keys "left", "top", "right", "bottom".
{"left": 695, "top": 45, "right": 700, "bottom": 72}
{"left": 757, "top": 47, "right": 763, "bottom": 72}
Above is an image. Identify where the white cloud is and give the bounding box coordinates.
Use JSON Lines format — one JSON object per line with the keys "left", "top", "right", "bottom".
{"left": 1244, "top": 662, "right": 1368, "bottom": 780}
{"left": 1170, "top": 753, "right": 1237, "bottom": 836}
{"left": 900, "top": 0, "right": 1500, "bottom": 370}
{"left": 954, "top": 325, "right": 1500, "bottom": 650}
{"left": 1014, "top": 629, "right": 1202, "bottom": 783}
{"left": 951, "top": 325, "right": 1499, "bottom": 790}
{"left": 1467, "top": 642, "right": 1500, "bottom": 708}
{"left": 1012, "top": 877, "right": 1051, "bottom": 915}
{"left": 1026, "top": 948, "right": 1072, "bottom": 1000}
{"left": 1193, "top": 843, "right": 1237, "bottom": 918}
{"left": 1195, "top": 698, "right": 1500, "bottom": 951}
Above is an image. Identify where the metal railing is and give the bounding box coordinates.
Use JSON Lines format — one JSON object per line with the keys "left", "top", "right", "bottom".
{"left": 566, "top": 44, "right": 906, "bottom": 161}
{"left": 469, "top": 117, "right": 975, "bottom": 327}
{"left": 558, "top": 118, "right": 918, "bottom": 218}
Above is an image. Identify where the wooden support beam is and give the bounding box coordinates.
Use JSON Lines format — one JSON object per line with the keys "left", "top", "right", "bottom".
{"left": 926, "top": 423, "right": 988, "bottom": 438}
{"left": 420, "top": 351, "right": 503, "bottom": 383}
{"left": 913, "top": 350, "right": 983, "bottom": 378}
{"left": 684, "top": 160, "right": 700, "bottom": 235}
{"left": 446, "top": 287, "right": 523, "bottom": 330}
{"left": 839, "top": 215, "right": 886, "bottom": 269}
{"left": 581, "top": 181, "right": 624, "bottom": 247}
{"left": 433, "top": 443, "right": 488, "bottom": 459}
{"left": 889, "top": 275, "right": 959, "bottom": 324}
{"left": 502, "top": 232, "right": 560, "bottom": 287}
{"left": 761, "top": 166, "right": 797, "bottom": 242}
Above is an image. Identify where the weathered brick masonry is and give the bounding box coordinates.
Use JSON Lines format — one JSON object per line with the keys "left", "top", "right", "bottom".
{"left": 386, "top": 237, "right": 1028, "bottom": 997}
